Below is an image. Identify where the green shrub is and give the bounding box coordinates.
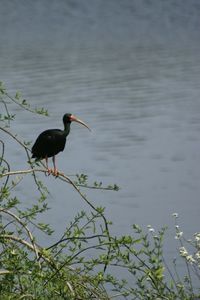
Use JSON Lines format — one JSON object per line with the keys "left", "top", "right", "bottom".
{"left": 0, "top": 83, "right": 199, "bottom": 299}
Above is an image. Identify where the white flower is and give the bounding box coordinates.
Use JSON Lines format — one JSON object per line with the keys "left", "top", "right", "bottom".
{"left": 175, "top": 231, "right": 183, "bottom": 239}
{"left": 186, "top": 255, "right": 195, "bottom": 264}
{"left": 179, "top": 247, "right": 188, "bottom": 257}
{"left": 147, "top": 225, "right": 155, "bottom": 233}
{"left": 179, "top": 247, "right": 196, "bottom": 264}
{"left": 194, "top": 233, "right": 200, "bottom": 242}
{"left": 194, "top": 233, "right": 200, "bottom": 248}
{"left": 172, "top": 213, "right": 178, "bottom": 218}
{"left": 195, "top": 252, "right": 200, "bottom": 260}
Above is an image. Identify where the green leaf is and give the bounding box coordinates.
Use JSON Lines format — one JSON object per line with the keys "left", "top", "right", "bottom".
{"left": 15, "top": 91, "right": 21, "bottom": 100}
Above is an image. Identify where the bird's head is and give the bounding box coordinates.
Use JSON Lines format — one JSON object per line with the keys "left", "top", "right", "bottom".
{"left": 63, "top": 113, "right": 91, "bottom": 131}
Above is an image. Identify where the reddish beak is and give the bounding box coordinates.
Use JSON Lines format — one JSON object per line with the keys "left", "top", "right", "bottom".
{"left": 70, "top": 115, "right": 91, "bottom": 131}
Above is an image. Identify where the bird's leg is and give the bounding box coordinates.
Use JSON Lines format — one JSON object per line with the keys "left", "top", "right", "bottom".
{"left": 45, "top": 156, "right": 52, "bottom": 175}
{"left": 52, "top": 156, "right": 58, "bottom": 176}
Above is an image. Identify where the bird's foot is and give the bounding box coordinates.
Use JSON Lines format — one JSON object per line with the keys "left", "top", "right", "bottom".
{"left": 45, "top": 168, "right": 53, "bottom": 176}
{"left": 52, "top": 168, "right": 59, "bottom": 177}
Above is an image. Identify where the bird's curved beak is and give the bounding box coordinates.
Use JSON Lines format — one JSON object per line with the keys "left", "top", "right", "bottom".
{"left": 70, "top": 115, "right": 91, "bottom": 131}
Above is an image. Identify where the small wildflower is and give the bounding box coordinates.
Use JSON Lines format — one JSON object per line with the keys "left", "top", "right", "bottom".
{"left": 194, "top": 233, "right": 200, "bottom": 243}
{"left": 195, "top": 252, "right": 200, "bottom": 260}
{"left": 186, "top": 255, "right": 195, "bottom": 264}
{"left": 175, "top": 231, "right": 183, "bottom": 239}
{"left": 179, "top": 247, "right": 196, "bottom": 264}
{"left": 146, "top": 277, "right": 151, "bottom": 281}
{"left": 147, "top": 225, "right": 155, "bottom": 233}
{"left": 172, "top": 213, "right": 178, "bottom": 218}
{"left": 194, "top": 232, "right": 200, "bottom": 238}
{"left": 177, "top": 283, "right": 184, "bottom": 289}
{"left": 179, "top": 247, "right": 188, "bottom": 257}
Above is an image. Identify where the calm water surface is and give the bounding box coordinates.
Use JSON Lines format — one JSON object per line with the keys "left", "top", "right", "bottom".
{"left": 1, "top": 0, "right": 200, "bottom": 282}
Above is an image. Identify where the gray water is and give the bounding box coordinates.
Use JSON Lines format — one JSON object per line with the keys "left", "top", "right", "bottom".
{"left": 1, "top": 0, "right": 200, "bottom": 284}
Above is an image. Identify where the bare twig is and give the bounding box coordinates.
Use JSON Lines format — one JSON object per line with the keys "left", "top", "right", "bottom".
{"left": 0, "top": 168, "right": 115, "bottom": 190}
{"left": 0, "top": 270, "right": 12, "bottom": 275}
{"left": 0, "top": 168, "right": 48, "bottom": 177}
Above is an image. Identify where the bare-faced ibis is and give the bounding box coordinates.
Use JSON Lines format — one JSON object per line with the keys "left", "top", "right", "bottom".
{"left": 31, "top": 113, "right": 90, "bottom": 175}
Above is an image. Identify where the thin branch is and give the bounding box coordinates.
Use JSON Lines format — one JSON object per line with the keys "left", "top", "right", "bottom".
{"left": 66, "top": 281, "right": 75, "bottom": 297}
{"left": 52, "top": 212, "right": 92, "bottom": 259}
{"left": 0, "top": 270, "right": 12, "bottom": 275}
{"left": 0, "top": 168, "right": 115, "bottom": 191}
{"left": 0, "top": 157, "right": 10, "bottom": 192}
{"left": 0, "top": 233, "right": 75, "bottom": 275}
{"left": 46, "top": 234, "right": 108, "bottom": 250}
{"left": 0, "top": 126, "right": 47, "bottom": 195}
{"left": 0, "top": 234, "right": 54, "bottom": 268}
{"left": 162, "top": 254, "right": 180, "bottom": 295}
{"left": 0, "top": 139, "right": 5, "bottom": 166}
{"left": 44, "top": 242, "right": 112, "bottom": 286}
{"left": 0, "top": 168, "right": 47, "bottom": 177}
{"left": 1, "top": 234, "right": 39, "bottom": 252}
{"left": 44, "top": 169, "right": 113, "bottom": 273}
{"left": 18, "top": 294, "right": 35, "bottom": 299}
{"left": 0, "top": 208, "right": 40, "bottom": 263}
{"left": 1, "top": 98, "right": 12, "bottom": 126}
{"left": 0, "top": 166, "right": 113, "bottom": 273}
{"left": 53, "top": 213, "right": 102, "bottom": 259}
{"left": 0, "top": 126, "right": 30, "bottom": 150}
{"left": 4, "top": 91, "right": 46, "bottom": 115}
{"left": 174, "top": 219, "right": 195, "bottom": 297}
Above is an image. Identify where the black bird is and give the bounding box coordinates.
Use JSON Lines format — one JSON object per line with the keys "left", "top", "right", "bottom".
{"left": 32, "top": 113, "right": 90, "bottom": 175}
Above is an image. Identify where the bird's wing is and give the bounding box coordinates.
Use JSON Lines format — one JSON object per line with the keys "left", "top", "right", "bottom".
{"left": 32, "top": 129, "right": 66, "bottom": 158}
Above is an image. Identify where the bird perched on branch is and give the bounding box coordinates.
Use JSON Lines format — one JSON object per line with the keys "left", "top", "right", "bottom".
{"left": 31, "top": 113, "right": 90, "bottom": 176}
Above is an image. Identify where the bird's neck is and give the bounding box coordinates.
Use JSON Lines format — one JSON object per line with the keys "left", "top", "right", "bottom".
{"left": 64, "top": 123, "right": 71, "bottom": 136}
